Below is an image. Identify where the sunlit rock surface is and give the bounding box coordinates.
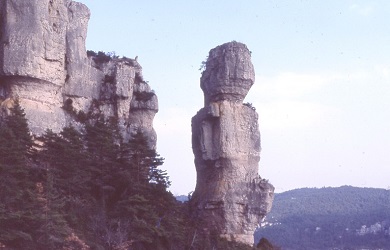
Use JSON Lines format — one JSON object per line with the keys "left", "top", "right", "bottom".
{"left": 0, "top": 0, "right": 157, "bottom": 146}
{"left": 190, "top": 41, "right": 274, "bottom": 245}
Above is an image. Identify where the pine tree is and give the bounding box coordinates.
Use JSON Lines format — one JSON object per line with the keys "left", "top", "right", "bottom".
{"left": 4, "top": 99, "right": 33, "bottom": 149}
{"left": 85, "top": 117, "right": 122, "bottom": 214}
{"left": 39, "top": 126, "right": 89, "bottom": 197}
{"left": 0, "top": 101, "right": 192, "bottom": 249}
{"left": 119, "top": 131, "right": 150, "bottom": 185}
{"left": 107, "top": 130, "right": 178, "bottom": 248}
{"left": 120, "top": 130, "right": 169, "bottom": 189}
{"left": 0, "top": 99, "right": 42, "bottom": 249}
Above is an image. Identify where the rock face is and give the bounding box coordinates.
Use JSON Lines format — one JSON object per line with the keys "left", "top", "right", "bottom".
{"left": 190, "top": 41, "right": 274, "bottom": 245}
{"left": 0, "top": 0, "right": 157, "bottom": 145}
{"left": 200, "top": 41, "right": 255, "bottom": 106}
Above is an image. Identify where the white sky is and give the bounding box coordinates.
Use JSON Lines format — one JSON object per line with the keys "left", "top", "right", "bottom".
{"left": 78, "top": 0, "right": 390, "bottom": 194}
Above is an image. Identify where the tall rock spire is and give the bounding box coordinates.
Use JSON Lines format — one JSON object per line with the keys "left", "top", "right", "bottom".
{"left": 190, "top": 41, "right": 274, "bottom": 245}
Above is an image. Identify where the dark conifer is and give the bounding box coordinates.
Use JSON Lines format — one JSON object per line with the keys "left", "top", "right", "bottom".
{"left": 0, "top": 101, "right": 226, "bottom": 249}
{"left": 84, "top": 117, "right": 121, "bottom": 213}
{"left": 0, "top": 99, "right": 42, "bottom": 249}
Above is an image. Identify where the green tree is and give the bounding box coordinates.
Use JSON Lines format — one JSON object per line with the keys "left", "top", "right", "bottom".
{"left": 103, "top": 130, "right": 178, "bottom": 249}
{"left": 0, "top": 99, "right": 42, "bottom": 249}
{"left": 0, "top": 100, "right": 201, "bottom": 249}
{"left": 39, "top": 127, "right": 90, "bottom": 197}
{"left": 84, "top": 117, "right": 121, "bottom": 211}
{"left": 120, "top": 130, "right": 169, "bottom": 188}
{"left": 3, "top": 99, "right": 33, "bottom": 149}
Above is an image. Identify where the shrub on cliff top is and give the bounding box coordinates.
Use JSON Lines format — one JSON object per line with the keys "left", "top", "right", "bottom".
{"left": 87, "top": 50, "right": 114, "bottom": 65}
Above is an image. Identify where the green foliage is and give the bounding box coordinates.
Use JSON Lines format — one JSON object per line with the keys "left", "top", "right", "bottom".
{"left": 133, "top": 91, "right": 155, "bottom": 101}
{"left": 63, "top": 98, "right": 73, "bottom": 112}
{"left": 0, "top": 99, "right": 48, "bottom": 249}
{"left": 120, "top": 130, "right": 169, "bottom": 188}
{"left": 87, "top": 50, "right": 118, "bottom": 65}
{"left": 1, "top": 101, "right": 268, "bottom": 249}
{"left": 86, "top": 50, "right": 97, "bottom": 57}
{"left": 256, "top": 186, "right": 390, "bottom": 249}
{"left": 6, "top": 99, "right": 32, "bottom": 142}
{"left": 84, "top": 117, "right": 122, "bottom": 219}
{"left": 62, "top": 98, "right": 90, "bottom": 124}
{"left": 77, "top": 110, "right": 89, "bottom": 123}
{"left": 39, "top": 126, "right": 90, "bottom": 197}
{"left": 104, "top": 74, "right": 115, "bottom": 84}
{"left": 199, "top": 56, "right": 208, "bottom": 71}
{"left": 244, "top": 102, "right": 256, "bottom": 111}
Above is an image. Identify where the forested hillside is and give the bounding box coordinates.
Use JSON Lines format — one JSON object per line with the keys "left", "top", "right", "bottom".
{"left": 0, "top": 100, "right": 262, "bottom": 250}
{"left": 255, "top": 186, "right": 390, "bottom": 250}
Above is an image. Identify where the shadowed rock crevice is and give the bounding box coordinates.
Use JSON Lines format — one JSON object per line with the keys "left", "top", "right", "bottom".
{"left": 190, "top": 41, "right": 274, "bottom": 245}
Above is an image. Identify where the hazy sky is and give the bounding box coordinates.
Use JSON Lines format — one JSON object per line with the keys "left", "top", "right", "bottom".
{"left": 78, "top": 0, "right": 390, "bottom": 194}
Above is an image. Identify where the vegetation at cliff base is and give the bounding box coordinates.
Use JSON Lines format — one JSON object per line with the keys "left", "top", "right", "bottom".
{"left": 0, "top": 101, "right": 275, "bottom": 249}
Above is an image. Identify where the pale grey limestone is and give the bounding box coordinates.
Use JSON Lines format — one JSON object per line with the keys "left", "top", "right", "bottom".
{"left": 201, "top": 41, "right": 255, "bottom": 106}
{"left": 0, "top": 0, "right": 158, "bottom": 147}
{"left": 191, "top": 41, "right": 274, "bottom": 245}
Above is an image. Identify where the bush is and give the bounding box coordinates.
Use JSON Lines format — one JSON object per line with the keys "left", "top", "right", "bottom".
{"left": 87, "top": 50, "right": 112, "bottom": 65}
{"left": 133, "top": 91, "right": 155, "bottom": 102}
{"left": 244, "top": 102, "right": 256, "bottom": 111}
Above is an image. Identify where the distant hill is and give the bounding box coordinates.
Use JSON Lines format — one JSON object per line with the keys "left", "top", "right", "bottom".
{"left": 175, "top": 195, "right": 189, "bottom": 203}
{"left": 255, "top": 186, "right": 390, "bottom": 250}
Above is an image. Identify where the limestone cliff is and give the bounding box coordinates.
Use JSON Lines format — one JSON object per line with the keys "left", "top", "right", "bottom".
{"left": 190, "top": 41, "right": 274, "bottom": 245}
{"left": 0, "top": 0, "right": 157, "bottom": 145}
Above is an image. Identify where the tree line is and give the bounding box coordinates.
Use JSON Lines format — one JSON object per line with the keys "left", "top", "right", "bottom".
{"left": 0, "top": 99, "right": 278, "bottom": 249}
{"left": 256, "top": 186, "right": 390, "bottom": 249}
{"left": 0, "top": 99, "right": 178, "bottom": 249}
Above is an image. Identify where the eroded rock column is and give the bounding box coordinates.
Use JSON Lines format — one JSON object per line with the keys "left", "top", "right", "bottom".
{"left": 190, "top": 41, "right": 274, "bottom": 245}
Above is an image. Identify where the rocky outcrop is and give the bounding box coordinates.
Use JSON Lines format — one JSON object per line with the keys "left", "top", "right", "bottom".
{"left": 190, "top": 41, "right": 274, "bottom": 245}
{"left": 200, "top": 41, "right": 255, "bottom": 106}
{"left": 0, "top": 0, "right": 157, "bottom": 145}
